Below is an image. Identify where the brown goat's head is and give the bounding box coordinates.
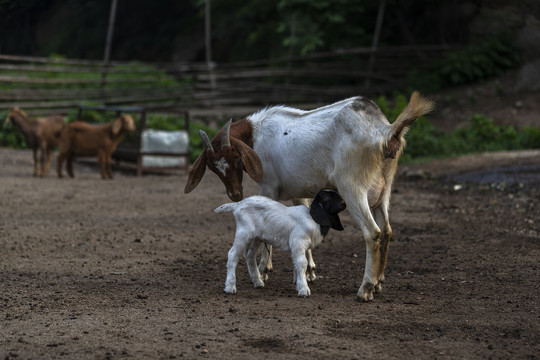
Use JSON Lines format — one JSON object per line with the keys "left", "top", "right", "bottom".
{"left": 184, "top": 120, "right": 263, "bottom": 202}
{"left": 3, "top": 107, "right": 26, "bottom": 127}
{"left": 112, "top": 114, "right": 136, "bottom": 135}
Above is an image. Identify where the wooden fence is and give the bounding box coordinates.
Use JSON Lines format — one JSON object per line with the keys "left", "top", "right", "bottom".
{"left": 0, "top": 45, "right": 455, "bottom": 117}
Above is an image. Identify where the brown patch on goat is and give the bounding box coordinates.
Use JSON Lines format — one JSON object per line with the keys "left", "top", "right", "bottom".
{"left": 351, "top": 97, "right": 384, "bottom": 117}
{"left": 227, "top": 118, "right": 254, "bottom": 147}
{"left": 185, "top": 118, "right": 263, "bottom": 201}
{"left": 384, "top": 136, "right": 401, "bottom": 159}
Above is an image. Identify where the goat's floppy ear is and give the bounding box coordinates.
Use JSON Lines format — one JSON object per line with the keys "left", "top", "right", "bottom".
{"left": 310, "top": 203, "right": 345, "bottom": 231}
{"left": 230, "top": 137, "right": 263, "bottom": 183}
{"left": 329, "top": 214, "right": 344, "bottom": 231}
{"left": 112, "top": 117, "right": 123, "bottom": 135}
{"left": 184, "top": 151, "right": 207, "bottom": 194}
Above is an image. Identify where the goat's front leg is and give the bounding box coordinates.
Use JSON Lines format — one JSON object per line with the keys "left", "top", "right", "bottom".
{"left": 291, "top": 245, "right": 311, "bottom": 297}
{"left": 38, "top": 143, "right": 47, "bottom": 177}
{"left": 306, "top": 249, "right": 317, "bottom": 282}
{"left": 292, "top": 198, "right": 317, "bottom": 281}
{"left": 106, "top": 154, "right": 114, "bottom": 179}
{"left": 42, "top": 147, "right": 54, "bottom": 177}
{"left": 98, "top": 151, "right": 109, "bottom": 179}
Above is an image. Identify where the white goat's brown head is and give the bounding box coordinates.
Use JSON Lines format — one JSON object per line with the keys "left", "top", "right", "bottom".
{"left": 184, "top": 119, "right": 263, "bottom": 202}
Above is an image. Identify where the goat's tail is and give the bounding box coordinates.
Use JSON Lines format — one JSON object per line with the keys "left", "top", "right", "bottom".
{"left": 389, "top": 91, "right": 435, "bottom": 140}
{"left": 214, "top": 203, "right": 238, "bottom": 214}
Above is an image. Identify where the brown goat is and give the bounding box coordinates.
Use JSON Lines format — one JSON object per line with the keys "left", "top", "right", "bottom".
{"left": 56, "top": 114, "right": 136, "bottom": 179}
{"left": 3, "top": 107, "right": 65, "bottom": 177}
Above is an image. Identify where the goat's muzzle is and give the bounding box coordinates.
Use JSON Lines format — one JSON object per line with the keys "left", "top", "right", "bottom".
{"left": 227, "top": 190, "right": 243, "bottom": 202}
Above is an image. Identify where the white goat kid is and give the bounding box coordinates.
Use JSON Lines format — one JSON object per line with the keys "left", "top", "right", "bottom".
{"left": 216, "top": 190, "right": 346, "bottom": 297}
{"left": 186, "top": 91, "right": 434, "bottom": 301}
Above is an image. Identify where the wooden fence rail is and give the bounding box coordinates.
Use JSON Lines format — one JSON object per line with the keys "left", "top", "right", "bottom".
{"left": 0, "top": 45, "right": 455, "bottom": 117}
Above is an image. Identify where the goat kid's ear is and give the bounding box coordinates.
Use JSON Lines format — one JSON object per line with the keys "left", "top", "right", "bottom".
{"left": 230, "top": 137, "right": 263, "bottom": 183}
{"left": 112, "top": 117, "right": 123, "bottom": 135}
{"left": 310, "top": 202, "right": 345, "bottom": 231}
{"left": 184, "top": 151, "right": 207, "bottom": 194}
{"left": 329, "top": 214, "right": 344, "bottom": 231}
{"left": 310, "top": 202, "right": 331, "bottom": 228}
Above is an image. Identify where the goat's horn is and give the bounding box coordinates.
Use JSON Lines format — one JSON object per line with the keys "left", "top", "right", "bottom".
{"left": 3, "top": 115, "right": 11, "bottom": 128}
{"left": 199, "top": 130, "right": 215, "bottom": 153}
{"left": 221, "top": 119, "right": 232, "bottom": 148}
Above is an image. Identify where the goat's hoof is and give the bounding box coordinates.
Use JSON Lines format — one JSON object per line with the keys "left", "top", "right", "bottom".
{"left": 375, "top": 282, "right": 383, "bottom": 293}
{"left": 356, "top": 283, "right": 375, "bottom": 302}
{"left": 356, "top": 293, "right": 374, "bottom": 302}
{"left": 260, "top": 273, "right": 270, "bottom": 281}
{"left": 253, "top": 280, "right": 265, "bottom": 288}
{"left": 307, "top": 268, "right": 317, "bottom": 282}
{"left": 297, "top": 288, "right": 311, "bottom": 297}
{"left": 224, "top": 286, "right": 237, "bottom": 294}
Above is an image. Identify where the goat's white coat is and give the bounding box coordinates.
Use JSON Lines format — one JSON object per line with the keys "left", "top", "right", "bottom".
{"left": 189, "top": 92, "right": 433, "bottom": 301}
{"left": 248, "top": 98, "right": 389, "bottom": 200}
{"left": 216, "top": 196, "right": 326, "bottom": 297}
{"left": 243, "top": 94, "right": 433, "bottom": 300}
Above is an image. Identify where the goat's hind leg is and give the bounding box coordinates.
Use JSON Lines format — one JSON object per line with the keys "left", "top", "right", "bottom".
{"left": 339, "top": 186, "right": 381, "bottom": 302}
{"left": 373, "top": 205, "right": 391, "bottom": 293}
{"left": 225, "top": 241, "right": 245, "bottom": 294}
{"left": 258, "top": 244, "right": 273, "bottom": 281}
{"left": 246, "top": 239, "right": 264, "bottom": 288}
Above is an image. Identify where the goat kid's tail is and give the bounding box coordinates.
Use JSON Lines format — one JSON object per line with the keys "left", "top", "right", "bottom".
{"left": 214, "top": 203, "right": 238, "bottom": 214}
{"left": 389, "top": 91, "right": 435, "bottom": 140}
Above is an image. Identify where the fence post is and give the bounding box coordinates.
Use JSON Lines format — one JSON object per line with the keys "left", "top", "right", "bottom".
{"left": 100, "top": 0, "right": 119, "bottom": 102}
{"left": 205, "top": 0, "right": 216, "bottom": 90}
{"left": 365, "top": 0, "right": 386, "bottom": 88}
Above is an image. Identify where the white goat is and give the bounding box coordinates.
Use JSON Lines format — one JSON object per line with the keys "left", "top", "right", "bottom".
{"left": 215, "top": 190, "right": 346, "bottom": 297}
{"left": 185, "top": 91, "right": 434, "bottom": 301}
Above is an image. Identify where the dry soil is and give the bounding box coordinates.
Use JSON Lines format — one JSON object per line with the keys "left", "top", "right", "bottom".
{"left": 1, "top": 148, "right": 539, "bottom": 359}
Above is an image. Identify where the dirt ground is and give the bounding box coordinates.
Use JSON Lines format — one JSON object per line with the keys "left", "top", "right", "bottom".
{"left": 0, "top": 147, "right": 539, "bottom": 359}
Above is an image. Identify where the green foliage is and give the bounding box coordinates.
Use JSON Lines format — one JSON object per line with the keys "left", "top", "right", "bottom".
{"left": 276, "top": 0, "right": 367, "bottom": 55}
{"left": 146, "top": 114, "right": 186, "bottom": 131}
{"left": 408, "top": 33, "right": 521, "bottom": 93}
{"left": 436, "top": 34, "right": 519, "bottom": 88}
{"left": 375, "top": 94, "right": 540, "bottom": 163}
{"left": 188, "top": 122, "right": 219, "bottom": 162}
{"left": 0, "top": 112, "right": 27, "bottom": 148}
